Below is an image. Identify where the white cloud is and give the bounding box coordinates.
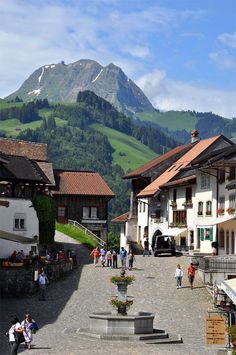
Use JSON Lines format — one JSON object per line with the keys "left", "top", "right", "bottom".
{"left": 137, "top": 70, "right": 236, "bottom": 119}
{"left": 209, "top": 50, "right": 235, "bottom": 69}
{"left": 218, "top": 32, "right": 236, "bottom": 49}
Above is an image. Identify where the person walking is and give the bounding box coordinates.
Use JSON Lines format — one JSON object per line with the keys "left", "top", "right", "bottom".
{"left": 100, "top": 246, "right": 106, "bottom": 267}
{"left": 106, "top": 250, "right": 112, "bottom": 267}
{"left": 175, "top": 264, "right": 183, "bottom": 288}
{"left": 143, "top": 237, "right": 150, "bottom": 257}
{"left": 38, "top": 269, "right": 49, "bottom": 301}
{"left": 112, "top": 250, "right": 118, "bottom": 269}
{"left": 119, "top": 246, "right": 127, "bottom": 269}
{"left": 128, "top": 251, "right": 135, "bottom": 270}
{"left": 7, "top": 316, "right": 23, "bottom": 355}
{"left": 187, "top": 262, "right": 196, "bottom": 289}
{"left": 21, "top": 314, "right": 34, "bottom": 349}
{"left": 90, "top": 247, "right": 100, "bottom": 266}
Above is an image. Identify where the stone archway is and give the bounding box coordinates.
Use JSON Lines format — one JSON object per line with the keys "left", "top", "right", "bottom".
{"left": 151, "top": 229, "right": 162, "bottom": 251}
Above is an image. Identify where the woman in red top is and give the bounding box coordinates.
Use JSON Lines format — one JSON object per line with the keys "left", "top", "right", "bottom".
{"left": 187, "top": 263, "right": 196, "bottom": 289}
{"left": 90, "top": 247, "right": 100, "bottom": 266}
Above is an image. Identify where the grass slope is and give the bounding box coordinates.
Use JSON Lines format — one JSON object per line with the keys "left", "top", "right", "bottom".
{"left": 56, "top": 223, "right": 98, "bottom": 249}
{"left": 0, "top": 117, "right": 66, "bottom": 137}
{"left": 91, "top": 123, "right": 157, "bottom": 172}
{"left": 136, "top": 111, "right": 198, "bottom": 132}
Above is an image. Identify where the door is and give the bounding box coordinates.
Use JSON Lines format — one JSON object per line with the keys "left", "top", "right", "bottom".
{"left": 57, "top": 206, "right": 68, "bottom": 223}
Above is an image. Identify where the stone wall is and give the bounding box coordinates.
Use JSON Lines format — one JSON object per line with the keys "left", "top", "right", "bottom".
{"left": 0, "top": 260, "right": 73, "bottom": 297}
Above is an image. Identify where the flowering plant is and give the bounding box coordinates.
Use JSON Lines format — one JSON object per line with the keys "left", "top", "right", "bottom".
{"left": 110, "top": 275, "right": 135, "bottom": 285}
{"left": 227, "top": 207, "right": 235, "bottom": 214}
{"left": 110, "top": 299, "right": 133, "bottom": 308}
{"left": 217, "top": 208, "right": 224, "bottom": 214}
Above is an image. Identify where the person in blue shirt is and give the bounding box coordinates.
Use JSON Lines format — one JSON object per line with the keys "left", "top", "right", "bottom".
{"left": 119, "top": 247, "right": 127, "bottom": 269}
{"left": 100, "top": 247, "right": 106, "bottom": 267}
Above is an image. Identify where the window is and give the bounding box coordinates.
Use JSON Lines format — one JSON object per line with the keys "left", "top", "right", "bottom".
{"left": 229, "top": 194, "right": 236, "bottom": 209}
{"left": 201, "top": 173, "right": 210, "bottom": 189}
{"left": 185, "top": 187, "right": 192, "bottom": 202}
{"left": 173, "top": 210, "right": 186, "bottom": 226}
{"left": 219, "top": 196, "right": 225, "bottom": 210}
{"left": 91, "top": 207, "right": 97, "bottom": 219}
{"left": 219, "top": 229, "right": 225, "bottom": 248}
{"left": 139, "top": 202, "right": 142, "bottom": 213}
{"left": 143, "top": 202, "right": 146, "bottom": 213}
{"left": 198, "top": 201, "right": 203, "bottom": 216}
{"left": 173, "top": 189, "right": 177, "bottom": 202}
{"left": 206, "top": 201, "right": 212, "bottom": 216}
{"left": 82, "top": 207, "right": 98, "bottom": 219}
{"left": 14, "top": 213, "right": 25, "bottom": 230}
{"left": 219, "top": 169, "right": 225, "bottom": 184}
{"left": 83, "top": 207, "right": 90, "bottom": 219}
{"left": 58, "top": 206, "right": 66, "bottom": 217}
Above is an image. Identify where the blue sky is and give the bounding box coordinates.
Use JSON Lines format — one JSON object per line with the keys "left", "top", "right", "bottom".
{"left": 0, "top": 0, "right": 236, "bottom": 117}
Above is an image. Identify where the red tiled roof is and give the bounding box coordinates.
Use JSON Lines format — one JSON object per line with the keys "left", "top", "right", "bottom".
{"left": 138, "top": 136, "right": 221, "bottom": 197}
{"left": 160, "top": 174, "right": 196, "bottom": 188}
{"left": 53, "top": 171, "right": 115, "bottom": 197}
{"left": 111, "top": 212, "right": 129, "bottom": 223}
{"left": 123, "top": 143, "right": 191, "bottom": 179}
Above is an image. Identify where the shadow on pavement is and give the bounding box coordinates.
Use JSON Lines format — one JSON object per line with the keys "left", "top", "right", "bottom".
{"left": 0, "top": 240, "right": 90, "bottom": 354}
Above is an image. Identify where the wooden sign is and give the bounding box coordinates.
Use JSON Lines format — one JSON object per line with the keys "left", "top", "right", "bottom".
{"left": 206, "top": 315, "right": 226, "bottom": 345}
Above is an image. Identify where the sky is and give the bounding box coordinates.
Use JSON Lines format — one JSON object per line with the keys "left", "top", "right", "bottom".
{"left": 0, "top": 0, "right": 236, "bottom": 118}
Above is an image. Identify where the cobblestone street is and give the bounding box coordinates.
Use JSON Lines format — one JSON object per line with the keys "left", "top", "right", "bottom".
{"left": 0, "top": 232, "right": 222, "bottom": 354}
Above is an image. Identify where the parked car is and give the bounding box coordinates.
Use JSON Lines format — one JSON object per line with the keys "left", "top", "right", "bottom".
{"left": 153, "top": 235, "right": 176, "bottom": 256}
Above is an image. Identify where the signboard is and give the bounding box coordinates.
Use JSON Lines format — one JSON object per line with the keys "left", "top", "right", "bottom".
{"left": 206, "top": 315, "right": 226, "bottom": 345}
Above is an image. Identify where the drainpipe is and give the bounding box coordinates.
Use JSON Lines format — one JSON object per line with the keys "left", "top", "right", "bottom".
{"left": 216, "top": 168, "right": 219, "bottom": 255}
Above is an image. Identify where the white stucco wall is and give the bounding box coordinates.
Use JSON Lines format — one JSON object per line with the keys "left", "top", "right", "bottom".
{"left": 0, "top": 198, "right": 38, "bottom": 258}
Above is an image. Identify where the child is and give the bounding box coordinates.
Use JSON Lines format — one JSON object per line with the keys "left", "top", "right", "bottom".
{"left": 175, "top": 264, "right": 183, "bottom": 289}
{"left": 90, "top": 247, "right": 100, "bottom": 266}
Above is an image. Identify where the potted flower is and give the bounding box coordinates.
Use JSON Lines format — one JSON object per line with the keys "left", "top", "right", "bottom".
{"left": 217, "top": 208, "right": 224, "bottom": 215}
{"left": 111, "top": 275, "right": 135, "bottom": 285}
{"left": 227, "top": 325, "right": 236, "bottom": 353}
{"left": 227, "top": 207, "right": 235, "bottom": 215}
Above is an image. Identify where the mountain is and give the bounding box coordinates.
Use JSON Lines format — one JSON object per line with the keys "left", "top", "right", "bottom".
{"left": 5, "top": 59, "right": 154, "bottom": 116}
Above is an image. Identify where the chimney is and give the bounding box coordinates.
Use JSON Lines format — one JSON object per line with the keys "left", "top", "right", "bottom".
{"left": 191, "top": 129, "right": 199, "bottom": 143}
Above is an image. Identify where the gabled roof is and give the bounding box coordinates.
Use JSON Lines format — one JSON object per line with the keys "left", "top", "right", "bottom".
{"left": 53, "top": 170, "right": 115, "bottom": 197}
{"left": 123, "top": 143, "right": 192, "bottom": 179}
{"left": 137, "top": 135, "right": 222, "bottom": 197}
{"left": 0, "top": 137, "right": 47, "bottom": 161}
{"left": 111, "top": 212, "right": 129, "bottom": 224}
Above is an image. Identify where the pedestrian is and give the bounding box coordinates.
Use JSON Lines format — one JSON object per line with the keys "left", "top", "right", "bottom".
{"left": 21, "top": 314, "right": 34, "bottom": 349}
{"left": 128, "top": 251, "right": 135, "bottom": 270}
{"left": 175, "top": 264, "right": 183, "bottom": 288}
{"left": 106, "top": 250, "right": 112, "bottom": 267}
{"left": 38, "top": 269, "right": 49, "bottom": 300}
{"left": 187, "top": 262, "right": 196, "bottom": 289}
{"left": 143, "top": 237, "right": 150, "bottom": 257}
{"left": 100, "top": 246, "right": 106, "bottom": 267}
{"left": 90, "top": 247, "right": 100, "bottom": 266}
{"left": 112, "top": 250, "right": 118, "bottom": 268}
{"left": 7, "top": 316, "right": 24, "bottom": 355}
{"left": 119, "top": 246, "right": 127, "bottom": 269}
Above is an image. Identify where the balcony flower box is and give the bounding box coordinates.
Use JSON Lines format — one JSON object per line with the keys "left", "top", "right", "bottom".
{"left": 182, "top": 200, "right": 193, "bottom": 207}
{"left": 170, "top": 201, "right": 177, "bottom": 207}
{"left": 217, "top": 208, "right": 224, "bottom": 215}
{"left": 227, "top": 207, "right": 235, "bottom": 215}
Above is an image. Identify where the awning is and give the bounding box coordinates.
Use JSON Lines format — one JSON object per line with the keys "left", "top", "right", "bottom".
{"left": 221, "top": 278, "right": 236, "bottom": 305}
{"left": 0, "top": 230, "right": 37, "bottom": 244}
{"left": 197, "top": 214, "right": 236, "bottom": 228}
{"left": 163, "top": 228, "right": 187, "bottom": 237}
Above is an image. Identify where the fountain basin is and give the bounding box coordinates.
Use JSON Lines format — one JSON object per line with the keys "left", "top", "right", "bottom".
{"left": 89, "top": 312, "right": 155, "bottom": 335}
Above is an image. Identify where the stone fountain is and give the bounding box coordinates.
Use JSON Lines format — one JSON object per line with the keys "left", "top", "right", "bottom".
{"left": 77, "top": 269, "right": 182, "bottom": 343}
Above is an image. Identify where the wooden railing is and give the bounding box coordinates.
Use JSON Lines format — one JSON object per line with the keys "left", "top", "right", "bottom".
{"left": 68, "top": 219, "right": 104, "bottom": 247}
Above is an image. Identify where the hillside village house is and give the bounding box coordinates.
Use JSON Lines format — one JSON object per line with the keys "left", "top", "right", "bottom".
{"left": 0, "top": 138, "right": 54, "bottom": 258}
{"left": 53, "top": 169, "right": 115, "bottom": 244}
{"left": 113, "top": 132, "right": 236, "bottom": 258}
